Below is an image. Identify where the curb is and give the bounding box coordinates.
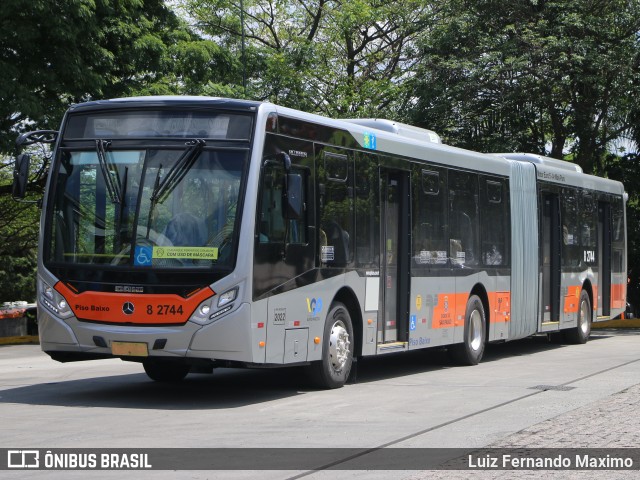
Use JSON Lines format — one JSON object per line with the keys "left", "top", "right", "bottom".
{"left": 592, "top": 318, "right": 640, "bottom": 329}
{"left": 0, "top": 335, "right": 40, "bottom": 346}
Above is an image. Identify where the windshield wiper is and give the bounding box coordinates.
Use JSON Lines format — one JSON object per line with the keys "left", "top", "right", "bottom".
{"left": 150, "top": 139, "right": 206, "bottom": 205}
{"left": 95, "top": 139, "right": 122, "bottom": 204}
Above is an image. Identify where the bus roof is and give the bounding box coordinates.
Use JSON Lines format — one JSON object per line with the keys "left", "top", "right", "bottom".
{"left": 493, "top": 152, "right": 584, "bottom": 173}
{"left": 341, "top": 118, "right": 442, "bottom": 144}
{"left": 68, "top": 96, "right": 264, "bottom": 113}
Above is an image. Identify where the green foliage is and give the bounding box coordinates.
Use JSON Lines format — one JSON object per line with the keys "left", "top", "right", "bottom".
{"left": 0, "top": 0, "right": 235, "bottom": 155}
{"left": 185, "top": 0, "right": 434, "bottom": 117}
{"left": 0, "top": 0, "right": 235, "bottom": 301}
{"left": 409, "top": 0, "right": 640, "bottom": 173}
{"left": 0, "top": 163, "right": 39, "bottom": 301}
{"left": 0, "top": 252, "right": 37, "bottom": 302}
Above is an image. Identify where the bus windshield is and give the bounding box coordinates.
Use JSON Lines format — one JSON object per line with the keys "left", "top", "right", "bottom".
{"left": 46, "top": 144, "right": 247, "bottom": 269}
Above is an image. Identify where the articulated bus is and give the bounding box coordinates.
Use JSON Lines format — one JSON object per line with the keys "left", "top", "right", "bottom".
{"left": 13, "top": 97, "right": 626, "bottom": 388}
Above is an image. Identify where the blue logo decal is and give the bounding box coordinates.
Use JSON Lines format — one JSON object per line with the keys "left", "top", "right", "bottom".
{"left": 363, "top": 132, "right": 377, "bottom": 150}
{"left": 134, "top": 245, "right": 153, "bottom": 266}
{"left": 307, "top": 297, "right": 323, "bottom": 316}
{"left": 410, "top": 315, "right": 417, "bottom": 331}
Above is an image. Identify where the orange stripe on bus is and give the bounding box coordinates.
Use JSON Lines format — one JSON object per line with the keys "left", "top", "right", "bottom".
{"left": 611, "top": 283, "right": 626, "bottom": 309}
{"left": 488, "top": 292, "right": 511, "bottom": 324}
{"left": 429, "top": 292, "right": 512, "bottom": 328}
{"left": 563, "top": 285, "right": 581, "bottom": 314}
{"left": 430, "top": 292, "right": 463, "bottom": 329}
{"left": 54, "top": 283, "right": 214, "bottom": 325}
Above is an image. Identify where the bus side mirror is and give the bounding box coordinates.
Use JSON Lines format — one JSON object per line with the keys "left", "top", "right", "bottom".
{"left": 283, "top": 173, "right": 303, "bottom": 220}
{"left": 277, "top": 151, "right": 292, "bottom": 172}
{"left": 12, "top": 153, "right": 31, "bottom": 199}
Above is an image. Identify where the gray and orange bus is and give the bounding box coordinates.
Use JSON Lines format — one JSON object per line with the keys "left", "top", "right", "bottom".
{"left": 13, "top": 97, "right": 626, "bottom": 388}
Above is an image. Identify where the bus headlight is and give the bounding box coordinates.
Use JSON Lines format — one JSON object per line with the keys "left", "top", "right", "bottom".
{"left": 39, "top": 279, "right": 73, "bottom": 318}
{"left": 190, "top": 287, "right": 239, "bottom": 325}
{"left": 218, "top": 287, "right": 238, "bottom": 307}
{"left": 43, "top": 284, "right": 54, "bottom": 300}
{"left": 190, "top": 297, "right": 215, "bottom": 325}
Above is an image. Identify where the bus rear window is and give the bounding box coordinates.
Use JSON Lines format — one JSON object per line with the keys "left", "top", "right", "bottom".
{"left": 64, "top": 111, "right": 253, "bottom": 140}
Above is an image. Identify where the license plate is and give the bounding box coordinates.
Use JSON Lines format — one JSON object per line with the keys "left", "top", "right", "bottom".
{"left": 111, "top": 341, "right": 148, "bottom": 357}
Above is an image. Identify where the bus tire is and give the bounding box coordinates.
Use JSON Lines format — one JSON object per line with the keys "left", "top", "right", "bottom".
{"left": 308, "top": 302, "right": 354, "bottom": 389}
{"left": 143, "top": 359, "right": 190, "bottom": 382}
{"left": 564, "top": 290, "right": 591, "bottom": 344}
{"left": 449, "top": 294, "right": 486, "bottom": 366}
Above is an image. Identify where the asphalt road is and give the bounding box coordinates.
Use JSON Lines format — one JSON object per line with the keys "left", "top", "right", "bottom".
{"left": 1, "top": 329, "right": 639, "bottom": 479}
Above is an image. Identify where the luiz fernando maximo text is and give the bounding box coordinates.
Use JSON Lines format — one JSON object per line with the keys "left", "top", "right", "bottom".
{"left": 468, "top": 453, "right": 635, "bottom": 469}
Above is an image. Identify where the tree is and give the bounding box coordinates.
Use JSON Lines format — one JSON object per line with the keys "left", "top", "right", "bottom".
{"left": 0, "top": 0, "right": 235, "bottom": 301}
{"left": 185, "top": 0, "right": 437, "bottom": 117}
{"left": 0, "top": 0, "right": 235, "bottom": 155}
{"left": 0, "top": 155, "right": 40, "bottom": 301}
{"left": 409, "top": 0, "right": 640, "bottom": 174}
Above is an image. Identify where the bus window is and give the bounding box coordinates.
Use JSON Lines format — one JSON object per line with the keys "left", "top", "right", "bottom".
{"left": 612, "top": 196, "right": 625, "bottom": 278}
{"left": 412, "top": 166, "right": 448, "bottom": 266}
{"left": 561, "top": 187, "right": 581, "bottom": 267}
{"left": 319, "top": 150, "right": 353, "bottom": 267}
{"left": 480, "top": 178, "right": 509, "bottom": 266}
{"left": 449, "top": 170, "right": 479, "bottom": 266}
{"left": 258, "top": 163, "right": 307, "bottom": 245}
{"left": 581, "top": 192, "right": 597, "bottom": 253}
{"left": 355, "top": 153, "right": 379, "bottom": 268}
{"left": 51, "top": 148, "right": 246, "bottom": 268}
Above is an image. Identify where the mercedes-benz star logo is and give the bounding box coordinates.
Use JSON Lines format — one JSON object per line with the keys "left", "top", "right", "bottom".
{"left": 122, "top": 302, "right": 135, "bottom": 315}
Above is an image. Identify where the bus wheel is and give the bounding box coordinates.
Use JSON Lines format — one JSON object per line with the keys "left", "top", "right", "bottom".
{"left": 308, "top": 302, "right": 354, "bottom": 389}
{"left": 449, "top": 295, "right": 486, "bottom": 365}
{"left": 143, "top": 359, "right": 190, "bottom": 382}
{"left": 564, "top": 290, "right": 592, "bottom": 344}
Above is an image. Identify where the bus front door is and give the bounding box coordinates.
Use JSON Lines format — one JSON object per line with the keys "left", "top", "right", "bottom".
{"left": 379, "top": 170, "right": 410, "bottom": 345}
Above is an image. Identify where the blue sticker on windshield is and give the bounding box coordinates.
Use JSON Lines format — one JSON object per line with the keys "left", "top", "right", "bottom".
{"left": 363, "top": 132, "right": 377, "bottom": 150}
{"left": 134, "top": 246, "right": 153, "bottom": 266}
{"left": 410, "top": 315, "right": 417, "bottom": 331}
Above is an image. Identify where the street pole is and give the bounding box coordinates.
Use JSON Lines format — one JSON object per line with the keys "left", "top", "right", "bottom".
{"left": 240, "top": 0, "right": 246, "bottom": 94}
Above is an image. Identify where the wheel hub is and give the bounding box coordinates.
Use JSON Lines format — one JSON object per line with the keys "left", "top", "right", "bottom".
{"left": 329, "top": 321, "right": 350, "bottom": 371}
{"left": 469, "top": 309, "right": 483, "bottom": 351}
{"left": 580, "top": 298, "right": 591, "bottom": 335}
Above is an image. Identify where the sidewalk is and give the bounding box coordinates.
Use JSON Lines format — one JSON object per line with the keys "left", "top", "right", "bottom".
{"left": 410, "top": 378, "right": 640, "bottom": 479}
